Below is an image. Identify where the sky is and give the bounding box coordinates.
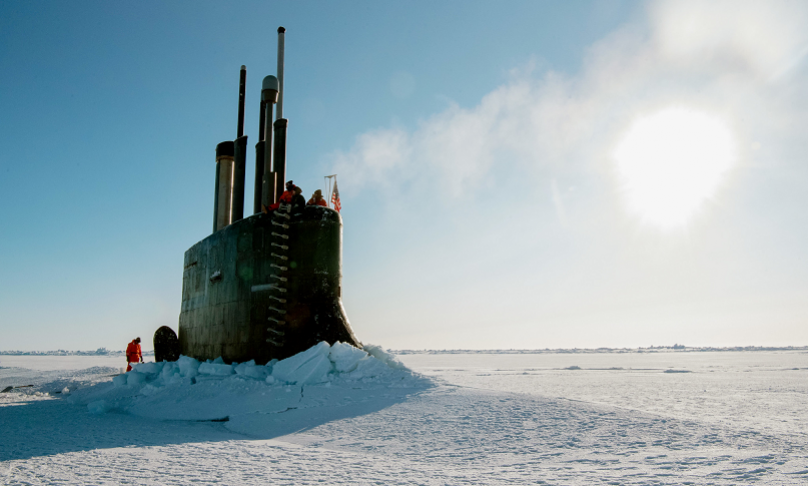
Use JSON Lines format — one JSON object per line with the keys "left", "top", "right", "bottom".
{"left": 1, "top": 0, "right": 807, "bottom": 351}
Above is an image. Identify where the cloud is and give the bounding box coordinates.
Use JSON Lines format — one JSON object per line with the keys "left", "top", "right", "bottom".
{"left": 331, "top": 127, "right": 411, "bottom": 191}
{"left": 649, "top": 0, "right": 808, "bottom": 80}
{"left": 336, "top": 0, "right": 808, "bottom": 348}
{"left": 551, "top": 179, "right": 568, "bottom": 228}
{"left": 333, "top": 70, "right": 603, "bottom": 202}
{"left": 332, "top": 0, "right": 808, "bottom": 210}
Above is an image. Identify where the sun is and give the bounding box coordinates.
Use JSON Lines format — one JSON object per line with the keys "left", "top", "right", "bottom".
{"left": 614, "top": 107, "right": 735, "bottom": 229}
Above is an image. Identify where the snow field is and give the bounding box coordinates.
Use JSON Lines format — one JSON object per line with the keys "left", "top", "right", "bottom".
{"left": 4, "top": 386, "right": 806, "bottom": 484}
{"left": 2, "top": 349, "right": 807, "bottom": 484}
{"left": 398, "top": 351, "right": 808, "bottom": 436}
{"left": 69, "top": 341, "right": 426, "bottom": 423}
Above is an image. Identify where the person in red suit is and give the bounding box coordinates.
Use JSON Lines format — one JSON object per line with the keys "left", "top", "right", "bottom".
{"left": 126, "top": 337, "right": 143, "bottom": 372}
{"left": 263, "top": 181, "right": 297, "bottom": 213}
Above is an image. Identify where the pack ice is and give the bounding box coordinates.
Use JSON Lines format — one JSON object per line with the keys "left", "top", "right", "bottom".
{"left": 68, "top": 342, "right": 430, "bottom": 433}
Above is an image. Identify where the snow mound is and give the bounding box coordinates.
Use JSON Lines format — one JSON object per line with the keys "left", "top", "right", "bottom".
{"left": 272, "top": 341, "right": 332, "bottom": 385}
{"left": 198, "top": 362, "right": 234, "bottom": 376}
{"left": 363, "top": 344, "right": 407, "bottom": 370}
{"left": 66, "top": 342, "right": 431, "bottom": 429}
{"left": 329, "top": 341, "right": 368, "bottom": 372}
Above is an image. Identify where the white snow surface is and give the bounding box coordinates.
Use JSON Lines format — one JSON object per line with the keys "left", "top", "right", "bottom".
{"left": 1, "top": 348, "right": 807, "bottom": 484}
{"left": 71, "top": 341, "right": 425, "bottom": 423}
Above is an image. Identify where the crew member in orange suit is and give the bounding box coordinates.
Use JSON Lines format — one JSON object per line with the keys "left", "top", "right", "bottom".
{"left": 126, "top": 337, "right": 143, "bottom": 372}
{"left": 262, "top": 181, "right": 297, "bottom": 213}
{"left": 307, "top": 189, "right": 327, "bottom": 207}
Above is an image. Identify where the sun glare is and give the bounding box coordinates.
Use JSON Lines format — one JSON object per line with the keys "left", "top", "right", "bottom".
{"left": 614, "top": 107, "right": 735, "bottom": 229}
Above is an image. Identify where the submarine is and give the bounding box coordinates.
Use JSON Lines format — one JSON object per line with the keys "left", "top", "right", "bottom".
{"left": 154, "top": 27, "right": 361, "bottom": 364}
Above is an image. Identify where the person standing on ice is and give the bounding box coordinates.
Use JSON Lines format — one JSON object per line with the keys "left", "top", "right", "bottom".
{"left": 125, "top": 337, "right": 143, "bottom": 372}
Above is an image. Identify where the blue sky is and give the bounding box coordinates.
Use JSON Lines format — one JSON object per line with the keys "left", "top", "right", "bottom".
{"left": 1, "top": 1, "right": 807, "bottom": 351}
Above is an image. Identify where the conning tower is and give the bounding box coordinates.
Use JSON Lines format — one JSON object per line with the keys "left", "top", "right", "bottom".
{"left": 172, "top": 28, "right": 361, "bottom": 364}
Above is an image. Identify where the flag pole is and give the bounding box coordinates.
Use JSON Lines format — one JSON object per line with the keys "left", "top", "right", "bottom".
{"left": 324, "top": 174, "right": 337, "bottom": 209}
{"left": 330, "top": 174, "right": 340, "bottom": 212}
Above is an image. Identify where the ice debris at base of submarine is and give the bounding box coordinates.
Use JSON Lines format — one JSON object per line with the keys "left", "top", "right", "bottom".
{"left": 68, "top": 342, "right": 429, "bottom": 420}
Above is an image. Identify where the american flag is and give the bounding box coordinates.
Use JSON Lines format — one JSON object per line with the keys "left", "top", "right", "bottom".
{"left": 331, "top": 179, "right": 341, "bottom": 212}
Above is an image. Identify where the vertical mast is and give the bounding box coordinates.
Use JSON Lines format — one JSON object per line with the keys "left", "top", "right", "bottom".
{"left": 273, "top": 27, "right": 288, "bottom": 200}
{"left": 261, "top": 76, "right": 279, "bottom": 207}
{"left": 231, "top": 66, "right": 248, "bottom": 223}
{"left": 276, "top": 27, "right": 285, "bottom": 120}
{"left": 237, "top": 65, "right": 246, "bottom": 138}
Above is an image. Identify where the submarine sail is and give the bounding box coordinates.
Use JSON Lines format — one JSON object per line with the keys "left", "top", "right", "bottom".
{"left": 172, "top": 27, "right": 361, "bottom": 364}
